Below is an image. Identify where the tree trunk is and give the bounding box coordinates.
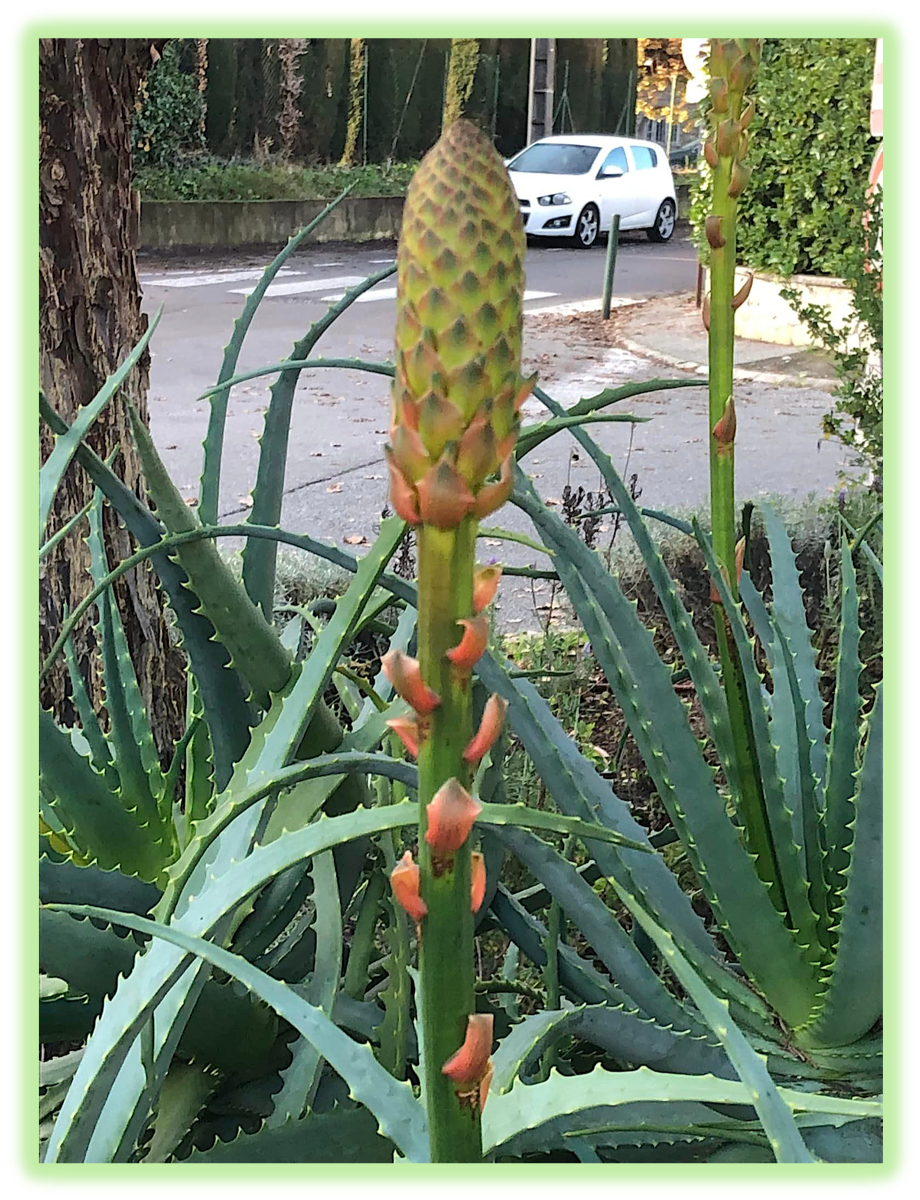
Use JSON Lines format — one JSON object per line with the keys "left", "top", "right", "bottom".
{"left": 196, "top": 38, "right": 208, "bottom": 141}
{"left": 339, "top": 38, "right": 366, "bottom": 166}
{"left": 443, "top": 38, "right": 480, "bottom": 127}
{"left": 277, "top": 38, "right": 308, "bottom": 161}
{"left": 39, "top": 38, "right": 185, "bottom": 762}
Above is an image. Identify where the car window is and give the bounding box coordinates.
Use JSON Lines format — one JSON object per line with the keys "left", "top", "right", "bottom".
{"left": 598, "top": 147, "right": 629, "bottom": 174}
{"left": 631, "top": 146, "right": 659, "bottom": 170}
{"left": 508, "top": 143, "right": 601, "bottom": 175}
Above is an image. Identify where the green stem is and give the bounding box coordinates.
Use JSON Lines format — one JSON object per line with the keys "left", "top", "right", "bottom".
{"left": 416, "top": 516, "right": 481, "bottom": 1163}
{"left": 707, "top": 68, "right": 782, "bottom": 899}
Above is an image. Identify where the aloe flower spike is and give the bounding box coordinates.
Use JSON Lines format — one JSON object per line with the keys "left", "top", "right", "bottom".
{"left": 393, "top": 118, "right": 527, "bottom": 1162}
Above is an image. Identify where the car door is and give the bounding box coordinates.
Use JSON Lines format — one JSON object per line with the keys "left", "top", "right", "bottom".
{"left": 595, "top": 146, "right": 643, "bottom": 230}
{"left": 626, "top": 144, "right": 664, "bottom": 226}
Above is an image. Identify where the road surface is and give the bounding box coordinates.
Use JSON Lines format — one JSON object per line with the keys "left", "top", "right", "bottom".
{"left": 138, "top": 235, "right": 849, "bottom": 628}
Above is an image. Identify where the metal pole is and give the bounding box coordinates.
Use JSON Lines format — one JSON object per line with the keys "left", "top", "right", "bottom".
{"left": 602, "top": 214, "right": 621, "bottom": 320}
{"left": 491, "top": 52, "right": 500, "bottom": 141}
{"left": 666, "top": 71, "right": 677, "bottom": 159}
{"left": 362, "top": 42, "right": 369, "bottom": 166}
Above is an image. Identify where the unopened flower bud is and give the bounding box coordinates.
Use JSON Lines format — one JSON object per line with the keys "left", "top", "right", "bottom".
{"left": 426, "top": 778, "right": 482, "bottom": 857}
{"left": 381, "top": 649, "right": 441, "bottom": 715}
{"left": 471, "top": 851, "right": 487, "bottom": 913}
{"left": 442, "top": 1013, "right": 493, "bottom": 1086}
{"left": 446, "top": 615, "right": 489, "bottom": 671}
{"left": 473, "top": 564, "right": 503, "bottom": 613}
{"left": 390, "top": 851, "right": 427, "bottom": 923}
{"left": 712, "top": 397, "right": 736, "bottom": 453}
{"left": 464, "top": 694, "right": 508, "bottom": 764}
{"left": 386, "top": 715, "right": 421, "bottom": 758}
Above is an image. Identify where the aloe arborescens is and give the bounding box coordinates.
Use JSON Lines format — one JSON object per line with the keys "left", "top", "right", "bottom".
{"left": 384, "top": 119, "right": 532, "bottom": 1162}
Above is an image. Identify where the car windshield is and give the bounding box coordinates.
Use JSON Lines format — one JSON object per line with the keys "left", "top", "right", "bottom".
{"left": 508, "top": 143, "right": 601, "bottom": 175}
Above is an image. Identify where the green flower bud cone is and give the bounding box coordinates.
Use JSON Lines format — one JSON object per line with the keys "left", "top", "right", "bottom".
{"left": 388, "top": 120, "right": 534, "bottom": 530}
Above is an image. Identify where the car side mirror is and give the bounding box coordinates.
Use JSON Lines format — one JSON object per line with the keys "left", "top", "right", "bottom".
{"left": 598, "top": 165, "right": 624, "bottom": 179}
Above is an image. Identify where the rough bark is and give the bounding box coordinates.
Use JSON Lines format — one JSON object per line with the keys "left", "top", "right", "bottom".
{"left": 339, "top": 38, "right": 366, "bottom": 166}
{"left": 443, "top": 39, "right": 480, "bottom": 127}
{"left": 39, "top": 38, "right": 185, "bottom": 761}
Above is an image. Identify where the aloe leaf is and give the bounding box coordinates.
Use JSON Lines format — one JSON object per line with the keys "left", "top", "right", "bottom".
{"left": 738, "top": 569, "right": 803, "bottom": 838}
{"left": 491, "top": 826, "right": 705, "bottom": 1036}
{"left": 516, "top": 411, "right": 650, "bottom": 458}
{"left": 45, "top": 902, "right": 429, "bottom": 1162}
{"left": 61, "top": 629, "right": 116, "bottom": 787}
{"left": 39, "top": 709, "right": 165, "bottom": 884}
{"left": 822, "top": 534, "right": 864, "bottom": 903}
{"left": 197, "top": 356, "right": 396, "bottom": 403}
{"left": 40, "top": 396, "right": 253, "bottom": 790}
{"left": 759, "top": 502, "right": 827, "bottom": 796}
{"left": 39, "top": 854, "right": 160, "bottom": 917}
{"left": 267, "top": 850, "right": 342, "bottom": 1125}
{"left": 515, "top": 473, "right": 820, "bottom": 1026}
{"left": 199, "top": 190, "right": 357, "bottom": 526}
{"left": 39, "top": 908, "right": 141, "bottom": 1011}
{"left": 38, "top": 310, "right": 161, "bottom": 538}
{"left": 483, "top": 1065, "right": 877, "bottom": 1161}
{"left": 477, "top": 525, "right": 554, "bottom": 556}
{"left": 694, "top": 522, "right": 825, "bottom": 967}
{"left": 185, "top": 1105, "right": 394, "bottom": 1163}
{"left": 240, "top": 263, "right": 397, "bottom": 619}
{"left": 39, "top": 499, "right": 92, "bottom": 561}
{"left": 44, "top": 801, "right": 415, "bottom": 1162}
{"left": 141, "top": 1060, "right": 220, "bottom": 1163}
{"left": 520, "top": 397, "right": 740, "bottom": 807}
{"left": 40, "top": 1049, "right": 85, "bottom": 1089}
{"left": 126, "top": 403, "right": 292, "bottom": 707}
{"left": 85, "top": 493, "right": 169, "bottom": 844}
{"left": 795, "top": 687, "right": 882, "bottom": 1049}
{"left": 515, "top": 378, "right": 702, "bottom": 458}
{"left": 605, "top": 874, "right": 815, "bottom": 1162}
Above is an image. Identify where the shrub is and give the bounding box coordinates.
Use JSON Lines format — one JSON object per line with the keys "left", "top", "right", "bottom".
{"left": 690, "top": 39, "right": 877, "bottom": 278}
{"left": 132, "top": 41, "right": 205, "bottom": 168}
{"left": 780, "top": 189, "right": 883, "bottom": 483}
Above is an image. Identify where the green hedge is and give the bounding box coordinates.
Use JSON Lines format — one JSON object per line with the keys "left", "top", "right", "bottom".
{"left": 691, "top": 39, "right": 877, "bottom": 278}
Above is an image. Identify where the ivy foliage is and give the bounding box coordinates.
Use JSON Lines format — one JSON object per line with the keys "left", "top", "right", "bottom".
{"left": 133, "top": 41, "right": 205, "bottom": 167}
{"left": 691, "top": 39, "right": 877, "bottom": 278}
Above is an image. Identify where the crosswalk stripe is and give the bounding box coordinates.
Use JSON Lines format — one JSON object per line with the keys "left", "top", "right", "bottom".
{"left": 142, "top": 267, "right": 304, "bottom": 288}
{"left": 230, "top": 275, "right": 367, "bottom": 298}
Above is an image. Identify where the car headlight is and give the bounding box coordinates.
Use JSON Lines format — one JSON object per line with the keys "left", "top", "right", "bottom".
{"left": 537, "top": 192, "right": 571, "bottom": 207}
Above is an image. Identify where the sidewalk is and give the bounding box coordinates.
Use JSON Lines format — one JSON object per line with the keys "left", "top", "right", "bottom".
{"left": 528, "top": 292, "right": 838, "bottom": 392}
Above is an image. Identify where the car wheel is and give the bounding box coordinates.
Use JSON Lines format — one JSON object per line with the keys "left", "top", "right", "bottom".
{"left": 573, "top": 204, "right": 600, "bottom": 248}
{"left": 647, "top": 198, "right": 676, "bottom": 242}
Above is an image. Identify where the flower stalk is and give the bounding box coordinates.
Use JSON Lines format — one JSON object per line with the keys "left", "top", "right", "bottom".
{"left": 704, "top": 40, "right": 783, "bottom": 895}
{"left": 385, "top": 120, "right": 523, "bottom": 1161}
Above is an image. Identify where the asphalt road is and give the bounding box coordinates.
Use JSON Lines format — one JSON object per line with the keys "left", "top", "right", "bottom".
{"left": 138, "top": 233, "right": 849, "bottom": 628}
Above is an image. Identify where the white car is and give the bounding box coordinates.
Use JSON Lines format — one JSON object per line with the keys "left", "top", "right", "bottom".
{"left": 506, "top": 135, "right": 678, "bottom": 248}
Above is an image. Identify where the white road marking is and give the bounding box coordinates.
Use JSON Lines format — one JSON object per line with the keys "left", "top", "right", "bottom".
{"left": 142, "top": 266, "right": 303, "bottom": 288}
{"left": 525, "top": 296, "right": 643, "bottom": 316}
{"left": 230, "top": 275, "right": 367, "bottom": 297}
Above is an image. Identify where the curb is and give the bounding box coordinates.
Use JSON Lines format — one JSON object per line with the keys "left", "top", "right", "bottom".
{"left": 618, "top": 337, "right": 836, "bottom": 391}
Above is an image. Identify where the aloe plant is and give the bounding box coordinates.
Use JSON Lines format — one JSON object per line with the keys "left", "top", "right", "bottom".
{"left": 39, "top": 121, "right": 880, "bottom": 1166}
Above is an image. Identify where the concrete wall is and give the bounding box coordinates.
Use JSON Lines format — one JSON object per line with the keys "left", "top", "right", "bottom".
{"left": 703, "top": 266, "right": 857, "bottom": 348}
{"left": 140, "top": 185, "right": 694, "bottom": 253}
{"left": 140, "top": 196, "right": 406, "bottom": 253}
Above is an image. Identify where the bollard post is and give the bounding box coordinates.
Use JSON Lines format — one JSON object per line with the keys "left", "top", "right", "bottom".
{"left": 601, "top": 214, "right": 620, "bottom": 320}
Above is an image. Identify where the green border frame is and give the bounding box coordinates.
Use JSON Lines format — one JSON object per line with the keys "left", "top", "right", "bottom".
{"left": 27, "top": 19, "right": 898, "bottom": 1187}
